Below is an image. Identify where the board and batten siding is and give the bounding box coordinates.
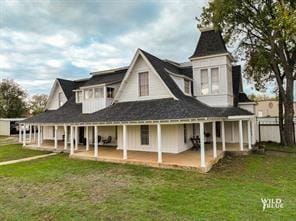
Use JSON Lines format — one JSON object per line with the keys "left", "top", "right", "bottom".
{"left": 117, "top": 124, "right": 192, "bottom": 154}
{"left": 117, "top": 56, "right": 172, "bottom": 102}
{"left": 47, "top": 83, "right": 67, "bottom": 110}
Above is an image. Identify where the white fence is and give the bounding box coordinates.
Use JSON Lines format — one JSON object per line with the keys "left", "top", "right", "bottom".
{"left": 256, "top": 117, "right": 296, "bottom": 143}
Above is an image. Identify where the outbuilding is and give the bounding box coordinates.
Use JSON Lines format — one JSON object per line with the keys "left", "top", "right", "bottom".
{"left": 0, "top": 118, "right": 26, "bottom": 136}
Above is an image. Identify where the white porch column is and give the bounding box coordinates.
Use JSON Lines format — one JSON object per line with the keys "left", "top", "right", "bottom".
{"left": 123, "top": 125, "right": 127, "bottom": 160}
{"left": 75, "top": 126, "right": 78, "bottom": 150}
{"left": 200, "top": 122, "right": 205, "bottom": 168}
{"left": 29, "top": 124, "right": 32, "bottom": 143}
{"left": 34, "top": 125, "right": 37, "bottom": 143}
{"left": 212, "top": 121, "right": 217, "bottom": 158}
{"left": 251, "top": 117, "right": 256, "bottom": 145}
{"left": 40, "top": 126, "right": 43, "bottom": 144}
{"left": 54, "top": 125, "right": 58, "bottom": 149}
{"left": 64, "top": 124, "right": 67, "bottom": 150}
{"left": 94, "top": 126, "right": 98, "bottom": 157}
{"left": 37, "top": 124, "right": 41, "bottom": 147}
{"left": 247, "top": 120, "right": 252, "bottom": 150}
{"left": 70, "top": 126, "right": 74, "bottom": 155}
{"left": 19, "top": 124, "right": 22, "bottom": 143}
{"left": 221, "top": 121, "right": 226, "bottom": 151}
{"left": 157, "top": 123, "right": 162, "bottom": 163}
{"left": 23, "top": 124, "right": 26, "bottom": 147}
{"left": 239, "top": 120, "right": 244, "bottom": 151}
{"left": 86, "top": 126, "right": 89, "bottom": 151}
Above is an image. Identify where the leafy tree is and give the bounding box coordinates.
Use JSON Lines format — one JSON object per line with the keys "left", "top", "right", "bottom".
{"left": 199, "top": 0, "right": 296, "bottom": 145}
{"left": 29, "top": 94, "right": 48, "bottom": 115}
{"left": 0, "top": 79, "right": 27, "bottom": 118}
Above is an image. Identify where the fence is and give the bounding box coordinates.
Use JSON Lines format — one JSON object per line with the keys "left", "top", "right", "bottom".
{"left": 257, "top": 117, "right": 296, "bottom": 144}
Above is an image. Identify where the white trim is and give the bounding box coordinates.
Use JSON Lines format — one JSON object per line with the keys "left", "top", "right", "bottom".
{"left": 165, "top": 68, "right": 193, "bottom": 81}
{"left": 90, "top": 66, "right": 129, "bottom": 76}
{"left": 190, "top": 53, "right": 233, "bottom": 61}
{"left": 239, "top": 120, "right": 243, "bottom": 151}
{"left": 200, "top": 122, "right": 205, "bottom": 168}
{"left": 123, "top": 125, "right": 127, "bottom": 160}
{"left": 157, "top": 123, "right": 162, "bottom": 163}
{"left": 238, "top": 102, "right": 256, "bottom": 105}
{"left": 228, "top": 115, "right": 255, "bottom": 120}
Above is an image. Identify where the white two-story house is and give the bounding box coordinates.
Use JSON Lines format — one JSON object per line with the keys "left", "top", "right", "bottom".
{"left": 22, "top": 27, "right": 256, "bottom": 172}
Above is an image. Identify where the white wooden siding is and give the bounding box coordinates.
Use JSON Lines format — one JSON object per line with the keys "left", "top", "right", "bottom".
{"left": 192, "top": 55, "right": 234, "bottom": 107}
{"left": 47, "top": 84, "right": 67, "bottom": 110}
{"left": 117, "top": 55, "right": 172, "bottom": 102}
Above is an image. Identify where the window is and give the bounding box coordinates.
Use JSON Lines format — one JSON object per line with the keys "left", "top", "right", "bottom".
{"left": 85, "top": 89, "right": 93, "bottom": 99}
{"left": 58, "top": 92, "right": 63, "bottom": 107}
{"left": 184, "top": 79, "right": 190, "bottom": 94}
{"left": 216, "top": 122, "right": 221, "bottom": 137}
{"left": 201, "top": 69, "right": 209, "bottom": 95}
{"left": 211, "top": 68, "right": 219, "bottom": 94}
{"left": 139, "top": 72, "right": 149, "bottom": 96}
{"left": 140, "top": 125, "right": 149, "bottom": 145}
{"left": 94, "top": 88, "right": 103, "bottom": 98}
{"left": 76, "top": 91, "right": 82, "bottom": 103}
{"left": 184, "top": 124, "right": 187, "bottom": 143}
{"left": 107, "top": 87, "right": 115, "bottom": 98}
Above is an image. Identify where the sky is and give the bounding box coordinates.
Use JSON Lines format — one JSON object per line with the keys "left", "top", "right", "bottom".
{"left": 0, "top": 0, "right": 274, "bottom": 97}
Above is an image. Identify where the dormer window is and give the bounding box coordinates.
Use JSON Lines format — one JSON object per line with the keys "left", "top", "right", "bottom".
{"left": 76, "top": 91, "right": 83, "bottom": 103}
{"left": 107, "top": 87, "right": 115, "bottom": 98}
{"left": 94, "top": 88, "right": 103, "bottom": 98}
{"left": 184, "top": 79, "right": 191, "bottom": 94}
{"left": 58, "top": 92, "right": 63, "bottom": 107}
{"left": 139, "top": 72, "right": 149, "bottom": 96}
{"left": 85, "top": 89, "right": 93, "bottom": 100}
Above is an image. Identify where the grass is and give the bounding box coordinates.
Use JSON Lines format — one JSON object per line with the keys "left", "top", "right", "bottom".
{"left": 0, "top": 144, "right": 51, "bottom": 162}
{"left": 0, "top": 144, "right": 295, "bottom": 220}
{"left": 263, "top": 142, "right": 296, "bottom": 153}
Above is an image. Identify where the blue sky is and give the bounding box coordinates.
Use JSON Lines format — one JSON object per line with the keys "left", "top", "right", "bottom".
{"left": 0, "top": 0, "right": 274, "bottom": 97}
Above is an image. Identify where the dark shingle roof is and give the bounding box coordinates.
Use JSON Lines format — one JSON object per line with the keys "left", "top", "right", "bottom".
{"left": 82, "top": 69, "right": 127, "bottom": 87}
{"left": 23, "top": 50, "right": 253, "bottom": 125}
{"left": 232, "top": 65, "right": 251, "bottom": 105}
{"left": 57, "top": 79, "right": 76, "bottom": 99}
{"left": 23, "top": 97, "right": 252, "bottom": 124}
{"left": 190, "top": 30, "right": 228, "bottom": 58}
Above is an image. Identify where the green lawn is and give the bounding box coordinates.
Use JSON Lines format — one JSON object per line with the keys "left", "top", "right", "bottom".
{"left": 0, "top": 144, "right": 50, "bottom": 162}
{"left": 0, "top": 144, "right": 295, "bottom": 220}
{"left": 263, "top": 142, "right": 296, "bottom": 153}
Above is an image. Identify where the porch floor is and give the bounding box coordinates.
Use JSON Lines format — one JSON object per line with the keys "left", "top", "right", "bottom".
{"left": 25, "top": 140, "right": 250, "bottom": 172}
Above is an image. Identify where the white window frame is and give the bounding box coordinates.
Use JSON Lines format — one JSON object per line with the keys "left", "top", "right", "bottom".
{"left": 200, "top": 67, "right": 220, "bottom": 95}
{"left": 58, "top": 92, "right": 63, "bottom": 107}
{"left": 184, "top": 79, "right": 191, "bottom": 95}
{"left": 140, "top": 125, "right": 150, "bottom": 146}
{"left": 138, "top": 72, "right": 149, "bottom": 97}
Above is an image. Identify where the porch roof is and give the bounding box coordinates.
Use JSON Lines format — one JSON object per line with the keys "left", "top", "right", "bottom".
{"left": 22, "top": 96, "right": 253, "bottom": 125}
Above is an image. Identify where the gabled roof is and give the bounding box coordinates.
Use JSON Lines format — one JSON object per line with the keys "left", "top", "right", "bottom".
{"left": 56, "top": 79, "right": 76, "bottom": 99}
{"left": 190, "top": 29, "right": 228, "bottom": 58}
{"left": 140, "top": 49, "right": 191, "bottom": 99}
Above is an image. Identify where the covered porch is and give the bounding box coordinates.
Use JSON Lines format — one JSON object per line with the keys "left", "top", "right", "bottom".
{"left": 20, "top": 116, "right": 256, "bottom": 172}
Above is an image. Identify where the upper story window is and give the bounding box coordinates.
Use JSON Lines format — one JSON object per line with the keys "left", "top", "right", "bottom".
{"left": 107, "top": 87, "right": 115, "bottom": 98}
{"left": 184, "top": 79, "right": 191, "bottom": 94}
{"left": 85, "top": 89, "right": 93, "bottom": 100}
{"left": 200, "top": 68, "right": 220, "bottom": 95}
{"left": 58, "top": 92, "right": 63, "bottom": 107}
{"left": 76, "top": 91, "right": 82, "bottom": 103}
{"left": 140, "top": 125, "right": 149, "bottom": 145}
{"left": 138, "top": 72, "right": 149, "bottom": 96}
{"left": 211, "top": 68, "right": 219, "bottom": 94}
{"left": 94, "top": 88, "right": 103, "bottom": 98}
{"left": 201, "top": 69, "right": 209, "bottom": 95}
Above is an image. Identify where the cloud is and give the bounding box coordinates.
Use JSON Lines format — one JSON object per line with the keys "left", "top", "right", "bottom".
{"left": 0, "top": 0, "right": 209, "bottom": 95}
